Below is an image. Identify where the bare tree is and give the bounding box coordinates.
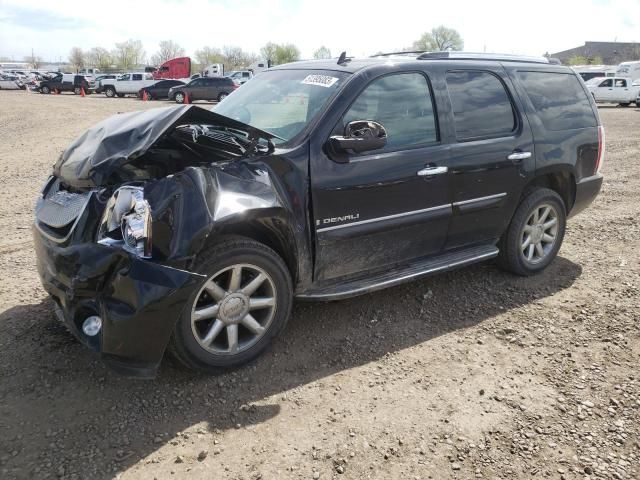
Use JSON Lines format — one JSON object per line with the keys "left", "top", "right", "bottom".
{"left": 260, "top": 42, "right": 278, "bottom": 64}
{"left": 113, "top": 39, "right": 145, "bottom": 70}
{"left": 222, "top": 45, "right": 253, "bottom": 69}
{"left": 313, "top": 46, "right": 332, "bottom": 59}
{"left": 24, "top": 53, "right": 43, "bottom": 69}
{"left": 86, "top": 47, "right": 112, "bottom": 70}
{"left": 69, "top": 47, "right": 85, "bottom": 72}
{"left": 413, "top": 26, "right": 463, "bottom": 51}
{"left": 150, "top": 40, "right": 185, "bottom": 65}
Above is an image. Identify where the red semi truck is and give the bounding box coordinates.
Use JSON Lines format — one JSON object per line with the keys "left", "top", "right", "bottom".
{"left": 148, "top": 57, "right": 191, "bottom": 80}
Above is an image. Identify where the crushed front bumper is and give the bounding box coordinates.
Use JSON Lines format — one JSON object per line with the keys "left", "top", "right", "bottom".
{"left": 33, "top": 229, "right": 204, "bottom": 378}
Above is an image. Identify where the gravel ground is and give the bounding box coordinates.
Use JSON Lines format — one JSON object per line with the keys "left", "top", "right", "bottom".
{"left": 0, "top": 90, "right": 638, "bottom": 480}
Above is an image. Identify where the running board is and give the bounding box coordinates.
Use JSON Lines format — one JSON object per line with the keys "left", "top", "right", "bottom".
{"left": 296, "top": 245, "right": 499, "bottom": 301}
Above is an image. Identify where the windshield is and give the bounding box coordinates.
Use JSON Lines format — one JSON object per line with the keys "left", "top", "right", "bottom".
{"left": 213, "top": 69, "right": 349, "bottom": 143}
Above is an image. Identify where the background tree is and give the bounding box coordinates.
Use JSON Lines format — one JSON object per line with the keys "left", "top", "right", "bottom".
{"left": 68, "top": 47, "right": 85, "bottom": 72}
{"left": 24, "top": 53, "right": 43, "bottom": 69}
{"left": 273, "top": 43, "right": 300, "bottom": 65}
{"left": 222, "top": 45, "right": 256, "bottom": 69}
{"left": 194, "top": 46, "right": 225, "bottom": 66}
{"left": 260, "top": 42, "right": 278, "bottom": 64}
{"left": 313, "top": 46, "right": 332, "bottom": 59}
{"left": 413, "top": 26, "right": 463, "bottom": 51}
{"left": 567, "top": 55, "right": 588, "bottom": 66}
{"left": 589, "top": 55, "right": 604, "bottom": 65}
{"left": 150, "top": 40, "right": 185, "bottom": 65}
{"left": 113, "top": 39, "right": 145, "bottom": 70}
{"left": 86, "top": 47, "right": 112, "bottom": 69}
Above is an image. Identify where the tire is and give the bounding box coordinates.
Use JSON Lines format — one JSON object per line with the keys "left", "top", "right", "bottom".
{"left": 168, "top": 237, "right": 293, "bottom": 372}
{"left": 174, "top": 91, "right": 185, "bottom": 103}
{"left": 218, "top": 92, "right": 228, "bottom": 102}
{"left": 636, "top": 101, "right": 640, "bottom": 108}
{"left": 619, "top": 102, "right": 631, "bottom": 107}
{"left": 73, "top": 87, "right": 81, "bottom": 95}
{"left": 145, "top": 90, "right": 153, "bottom": 100}
{"left": 497, "top": 187, "right": 566, "bottom": 276}
{"left": 41, "top": 85, "right": 51, "bottom": 94}
{"left": 105, "top": 87, "right": 115, "bottom": 98}
{"left": 117, "top": 93, "right": 125, "bottom": 98}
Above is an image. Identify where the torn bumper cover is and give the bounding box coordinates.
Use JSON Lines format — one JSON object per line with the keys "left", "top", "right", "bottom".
{"left": 33, "top": 232, "right": 204, "bottom": 377}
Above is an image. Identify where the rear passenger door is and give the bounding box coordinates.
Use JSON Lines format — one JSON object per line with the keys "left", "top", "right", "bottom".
{"left": 442, "top": 67, "right": 534, "bottom": 249}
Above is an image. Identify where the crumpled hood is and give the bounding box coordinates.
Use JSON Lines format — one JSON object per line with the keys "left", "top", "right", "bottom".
{"left": 54, "top": 105, "right": 276, "bottom": 188}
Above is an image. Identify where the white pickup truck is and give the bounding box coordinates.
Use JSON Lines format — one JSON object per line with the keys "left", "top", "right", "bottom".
{"left": 585, "top": 76, "right": 640, "bottom": 106}
{"left": 98, "top": 72, "right": 156, "bottom": 98}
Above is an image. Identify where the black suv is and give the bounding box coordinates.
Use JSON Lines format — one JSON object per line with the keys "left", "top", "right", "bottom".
{"left": 38, "top": 73, "right": 92, "bottom": 94}
{"left": 169, "top": 76, "right": 237, "bottom": 103}
{"left": 33, "top": 52, "right": 604, "bottom": 377}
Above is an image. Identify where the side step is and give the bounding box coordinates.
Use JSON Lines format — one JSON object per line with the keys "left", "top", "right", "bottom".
{"left": 296, "top": 245, "right": 499, "bottom": 301}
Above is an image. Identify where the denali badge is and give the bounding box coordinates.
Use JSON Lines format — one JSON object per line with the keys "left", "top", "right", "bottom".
{"left": 316, "top": 213, "right": 360, "bottom": 226}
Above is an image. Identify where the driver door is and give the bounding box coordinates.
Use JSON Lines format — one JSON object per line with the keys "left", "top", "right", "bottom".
{"left": 310, "top": 71, "right": 451, "bottom": 281}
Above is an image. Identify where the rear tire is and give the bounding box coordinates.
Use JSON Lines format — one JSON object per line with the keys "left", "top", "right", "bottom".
{"left": 218, "top": 92, "right": 228, "bottom": 102}
{"left": 497, "top": 188, "right": 566, "bottom": 276}
{"left": 117, "top": 93, "right": 125, "bottom": 98}
{"left": 168, "top": 237, "right": 293, "bottom": 372}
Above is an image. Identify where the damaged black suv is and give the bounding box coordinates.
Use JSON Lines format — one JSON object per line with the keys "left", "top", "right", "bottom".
{"left": 33, "top": 52, "right": 604, "bottom": 377}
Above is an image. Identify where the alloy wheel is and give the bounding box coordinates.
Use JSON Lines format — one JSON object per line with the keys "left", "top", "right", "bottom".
{"left": 520, "top": 203, "right": 559, "bottom": 264}
{"left": 190, "top": 264, "right": 277, "bottom": 356}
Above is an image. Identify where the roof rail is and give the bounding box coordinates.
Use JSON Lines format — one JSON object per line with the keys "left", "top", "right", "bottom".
{"left": 370, "top": 51, "right": 426, "bottom": 57}
{"left": 417, "top": 51, "right": 552, "bottom": 64}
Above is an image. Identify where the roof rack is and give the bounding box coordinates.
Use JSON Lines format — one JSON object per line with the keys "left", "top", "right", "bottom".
{"left": 370, "top": 51, "right": 425, "bottom": 57}
{"left": 416, "top": 51, "right": 553, "bottom": 64}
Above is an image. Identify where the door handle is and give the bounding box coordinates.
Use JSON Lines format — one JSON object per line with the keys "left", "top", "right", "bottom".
{"left": 417, "top": 166, "right": 448, "bottom": 176}
{"left": 507, "top": 151, "right": 532, "bottom": 161}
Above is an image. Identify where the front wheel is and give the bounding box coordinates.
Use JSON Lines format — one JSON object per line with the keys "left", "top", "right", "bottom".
{"left": 105, "top": 87, "right": 115, "bottom": 98}
{"left": 174, "top": 91, "right": 185, "bottom": 103}
{"left": 41, "top": 85, "right": 51, "bottom": 94}
{"left": 169, "top": 237, "right": 293, "bottom": 372}
{"left": 497, "top": 187, "right": 566, "bottom": 276}
{"left": 217, "top": 92, "right": 228, "bottom": 102}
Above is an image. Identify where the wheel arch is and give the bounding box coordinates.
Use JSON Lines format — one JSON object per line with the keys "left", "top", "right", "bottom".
{"left": 522, "top": 167, "right": 576, "bottom": 214}
{"left": 202, "top": 211, "right": 299, "bottom": 286}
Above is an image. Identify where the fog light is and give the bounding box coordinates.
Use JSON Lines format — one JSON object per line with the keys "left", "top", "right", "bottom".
{"left": 82, "top": 316, "right": 102, "bottom": 336}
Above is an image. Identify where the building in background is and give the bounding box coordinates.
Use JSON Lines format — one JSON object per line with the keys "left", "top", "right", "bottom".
{"left": 552, "top": 41, "right": 640, "bottom": 65}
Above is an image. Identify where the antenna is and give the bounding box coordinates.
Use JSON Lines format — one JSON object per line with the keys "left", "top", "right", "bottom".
{"left": 337, "top": 51, "right": 349, "bottom": 65}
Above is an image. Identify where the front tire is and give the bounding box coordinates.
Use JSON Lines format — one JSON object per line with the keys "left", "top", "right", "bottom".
{"left": 41, "top": 85, "right": 50, "bottom": 94}
{"left": 105, "top": 87, "right": 115, "bottom": 98}
{"left": 174, "top": 91, "right": 185, "bottom": 103}
{"left": 169, "top": 237, "right": 293, "bottom": 372}
{"left": 497, "top": 187, "right": 566, "bottom": 276}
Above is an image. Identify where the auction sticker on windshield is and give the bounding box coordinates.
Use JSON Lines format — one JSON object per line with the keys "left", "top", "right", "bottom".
{"left": 301, "top": 74, "right": 339, "bottom": 88}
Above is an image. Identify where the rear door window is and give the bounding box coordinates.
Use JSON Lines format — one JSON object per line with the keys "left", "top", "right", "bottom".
{"left": 343, "top": 72, "right": 439, "bottom": 151}
{"left": 445, "top": 70, "right": 516, "bottom": 140}
{"left": 517, "top": 71, "right": 597, "bottom": 131}
{"left": 614, "top": 79, "right": 627, "bottom": 87}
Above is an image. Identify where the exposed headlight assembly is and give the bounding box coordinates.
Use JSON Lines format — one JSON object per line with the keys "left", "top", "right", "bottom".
{"left": 97, "top": 186, "right": 152, "bottom": 258}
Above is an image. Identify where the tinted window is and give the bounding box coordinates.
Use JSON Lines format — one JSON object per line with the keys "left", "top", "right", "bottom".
{"left": 517, "top": 71, "right": 597, "bottom": 131}
{"left": 343, "top": 73, "right": 438, "bottom": 151}
{"left": 446, "top": 71, "right": 515, "bottom": 140}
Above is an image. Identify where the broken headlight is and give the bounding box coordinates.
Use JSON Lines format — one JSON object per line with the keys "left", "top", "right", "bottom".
{"left": 97, "top": 186, "right": 152, "bottom": 258}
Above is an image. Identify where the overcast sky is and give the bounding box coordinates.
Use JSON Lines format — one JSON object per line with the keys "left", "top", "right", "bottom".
{"left": 0, "top": 0, "right": 638, "bottom": 63}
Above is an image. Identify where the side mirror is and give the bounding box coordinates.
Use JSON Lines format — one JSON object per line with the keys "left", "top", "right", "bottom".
{"left": 329, "top": 120, "right": 387, "bottom": 154}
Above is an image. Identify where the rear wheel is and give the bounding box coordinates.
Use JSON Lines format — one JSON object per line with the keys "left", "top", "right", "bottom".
{"left": 497, "top": 188, "right": 566, "bottom": 276}
{"left": 169, "top": 237, "right": 293, "bottom": 372}
{"left": 73, "top": 87, "right": 81, "bottom": 95}
{"left": 218, "top": 92, "right": 228, "bottom": 102}
{"left": 117, "top": 93, "right": 125, "bottom": 98}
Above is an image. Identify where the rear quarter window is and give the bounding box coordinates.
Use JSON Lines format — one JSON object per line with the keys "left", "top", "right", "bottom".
{"left": 516, "top": 71, "right": 597, "bottom": 131}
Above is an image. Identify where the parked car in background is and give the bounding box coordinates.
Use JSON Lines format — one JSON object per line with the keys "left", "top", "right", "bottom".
{"left": 98, "top": 72, "right": 156, "bottom": 98}
{"left": 138, "top": 79, "right": 185, "bottom": 100}
{"left": 0, "top": 75, "right": 25, "bottom": 90}
{"left": 225, "top": 70, "right": 253, "bottom": 85}
{"left": 585, "top": 76, "right": 640, "bottom": 106}
{"left": 95, "top": 74, "right": 116, "bottom": 83}
{"left": 169, "top": 76, "right": 237, "bottom": 103}
{"left": 37, "top": 73, "right": 92, "bottom": 94}
{"left": 33, "top": 52, "right": 604, "bottom": 376}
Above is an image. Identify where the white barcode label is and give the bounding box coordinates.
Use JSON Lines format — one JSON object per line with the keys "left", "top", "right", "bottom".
{"left": 301, "top": 74, "right": 339, "bottom": 88}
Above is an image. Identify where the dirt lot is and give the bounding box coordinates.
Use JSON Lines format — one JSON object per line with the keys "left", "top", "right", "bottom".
{"left": 0, "top": 90, "right": 638, "bottom": 480}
